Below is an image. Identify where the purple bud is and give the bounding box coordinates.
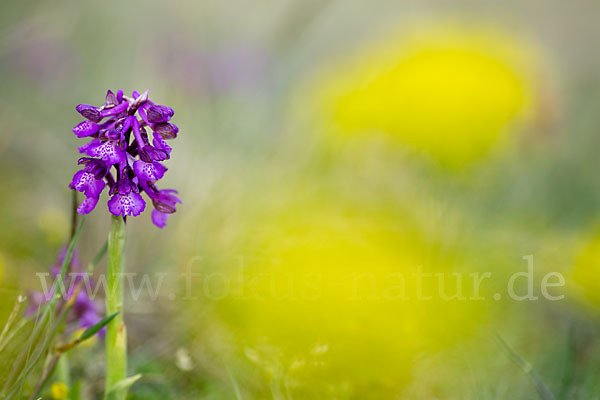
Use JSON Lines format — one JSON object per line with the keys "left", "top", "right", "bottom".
{"left": 106, "top": 90, "right": 118, "bottom": 106}
{"left": 150, "top": 189, "right": 181, "bottom": 227}
{"left": 152, "top": 198, "right": 176, "bottom": 214}
{"left": 128, "top": 89, "right": 149, "bottom": 116}
{"left": 73, "top": 120, "right": 100, "bottom": 138}
{"left": 147, "top": 105, "right": 174, "bottom": 123}
{"left": 152, "top": 123, "right": 178, "bottom": 139}
{"left": 140, "top": 145, "right": 169, "bottom": 162}
{"left": 151, "top": 189, "right": 181, "bottom": 213}
{"left": 76, "top": 104, "right": 102, "bottom": 122}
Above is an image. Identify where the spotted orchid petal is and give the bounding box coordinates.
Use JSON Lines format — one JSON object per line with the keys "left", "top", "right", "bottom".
{"left": 79, "top": 138, "right": 126, "bottom": 165}
{"left": 73, "top": 120, "right": 100, "bottom": 138}
{"left": 133, "top": 160, "right": 167, "bottom": 182}
{"left": 70, "top": 170, "right": 105, "bottom": 197}
{"left": 108, "top": 190, "right": 146, "bottom": 217}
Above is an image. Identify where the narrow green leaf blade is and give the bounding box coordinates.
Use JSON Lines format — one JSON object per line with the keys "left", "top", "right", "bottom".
{"left": 79, "top": 312, "right": 120, "bottom": 342}
{"left": 106, "top": 374, "right": 141, "bottom": 400}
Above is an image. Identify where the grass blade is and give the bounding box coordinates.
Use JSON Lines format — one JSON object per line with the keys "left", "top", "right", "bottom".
{"left": 495, "top": 332, "right": 556, "bottom": 400}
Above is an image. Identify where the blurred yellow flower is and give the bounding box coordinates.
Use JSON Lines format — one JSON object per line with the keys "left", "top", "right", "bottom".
{"left": 214, "top": 192, "right": 486, "bottom": 394}
{"left": 572, "top": 230, "right": 600, "bottom": 306}
{"left": 50, "top": 382, "right": 68, "bottom": 400}
{"left": 308, "top": 22, "right": 537, "bottom": 167}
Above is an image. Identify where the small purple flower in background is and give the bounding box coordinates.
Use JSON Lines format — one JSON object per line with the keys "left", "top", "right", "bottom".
{"left": 27, "top": 248, "right": 102, "bottom": 333}
{"left": 69, "top": 89, "right": 180, "bottom": 228}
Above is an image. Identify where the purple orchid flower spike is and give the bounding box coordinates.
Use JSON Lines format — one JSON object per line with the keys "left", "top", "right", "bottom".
{"left": 69, "top": 89, "right": 180, "bottom": 227}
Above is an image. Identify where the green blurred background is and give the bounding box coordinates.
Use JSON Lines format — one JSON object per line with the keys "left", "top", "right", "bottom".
{"left": 2, "top": 0, "right": 600, "bottom": 398}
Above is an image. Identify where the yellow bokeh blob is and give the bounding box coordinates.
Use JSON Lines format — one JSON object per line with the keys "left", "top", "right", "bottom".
{"left": 50, "top": 382, "right": 68, "bottom": 400}
{"left": 309, "top": 22, "right": 537, "bottom": 167}
{"left": 214, "top": 195, "right": 486, "bottom": 395}
{"left": 572, "top": 230, "right": 600, "bottom": 307}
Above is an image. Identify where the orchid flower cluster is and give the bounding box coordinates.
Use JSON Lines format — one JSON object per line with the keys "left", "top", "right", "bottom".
{"left": 69, "top": 89, "right": 181, "bottom": 228}
{"left": 26, "top": 248, "right": 102, "bottom": 332}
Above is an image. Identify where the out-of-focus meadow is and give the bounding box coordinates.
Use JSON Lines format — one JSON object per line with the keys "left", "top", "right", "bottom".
{"left": 2, "top": 0, "right": 600, "bottom": 398}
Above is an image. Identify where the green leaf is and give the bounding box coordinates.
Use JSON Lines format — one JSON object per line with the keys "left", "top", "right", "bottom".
{"left": 106, "top": 374, "right": 141, "bottom": 400}
{"left": 70, "top": 380, "right": 82, "bottom": 400}
{"left": 79, "top": 311, "right": 120, "bottom": 342}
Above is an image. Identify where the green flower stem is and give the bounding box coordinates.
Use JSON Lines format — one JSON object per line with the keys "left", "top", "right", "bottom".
{"left": 56, "top": 355, "right": 71, "bottom": 389}
{"left": 104, "top": 216, "right": 127, "bottom": 400}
